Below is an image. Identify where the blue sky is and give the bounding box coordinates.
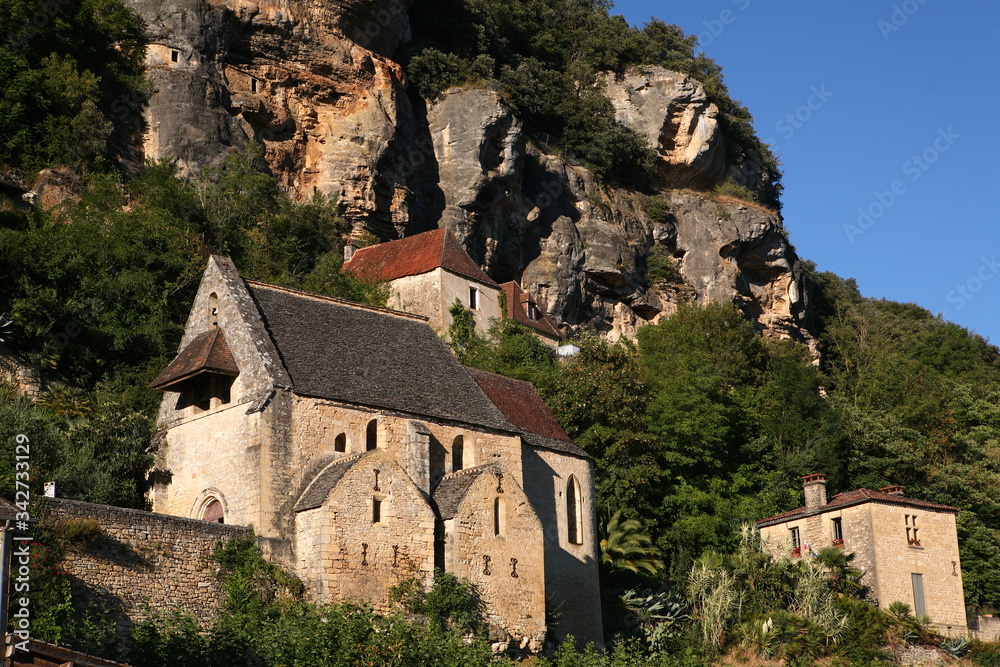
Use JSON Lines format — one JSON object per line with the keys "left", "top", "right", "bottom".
{"left": 612, "top": 0, "right": 1000, "bottom": 344}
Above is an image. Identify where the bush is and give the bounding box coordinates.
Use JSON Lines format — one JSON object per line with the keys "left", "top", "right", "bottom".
{"left": 710, "top": 180, "right": 760, "bottom": 204}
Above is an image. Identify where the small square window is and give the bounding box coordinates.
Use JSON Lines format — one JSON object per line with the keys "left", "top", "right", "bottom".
{"left": 372, "top": 498, "right": 382, "bottom": 524}
{"left": 469, "top": 286, "right": 479, "bottom": 310}
{"left": 527, "top": 302, "right": 539, "bottom": 321}
{"left": 250, "top": 79, "right": 259, "bottom": 93}
{"left": 171, "top": 50, "right": 179, "bottom": 63}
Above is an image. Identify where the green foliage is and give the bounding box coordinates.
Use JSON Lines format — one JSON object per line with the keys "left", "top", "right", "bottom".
{"left": 645, "top": 245, "right": 681, "bottom": 287}
{"left": 50, "top": 517, "right": 101, "bottom": 545}
{"left": 406, "top": 1, "right": 781, "bottom": 203}
{"left": 710, "top": 180, "right": 760, "bottom": 205}
{"left": 457, "top": 318, "right": 557, "bottom": 383}
{"left": 0, "top": 0, "right": 147, "bottom": 176}
{"left": 124, "top": 538, "right": 499, "bottom": 667}
{"left": 600, "top": 510, "right": 664, "bottom": 577}
{"left": 389, "top": 569, "right": 485, "bottom": 634}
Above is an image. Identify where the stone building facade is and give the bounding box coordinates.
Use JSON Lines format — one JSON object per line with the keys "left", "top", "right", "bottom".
{"left": 758, "top": 475, "right": 967, "bottom": 636}
{"left": 146, "top": 255, "right": 603, "bottom": 647}
{"left": 342, "top": 228, "right": 503, "bottom": 336}
{"left": 342, "top": 228, "right": 565, "bottom": 346}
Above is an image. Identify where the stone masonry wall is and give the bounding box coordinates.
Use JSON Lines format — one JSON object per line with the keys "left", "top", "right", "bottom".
{"left": 388, "top": 271, "right": 445, "bottom": 332}
{"left": 44, "top": 498, "right": 251, "bottom": 632}
{"left": 760, "top": 503, "right": 966, "bottom": 634}
{"left": 868, "top": 504, "right": 966, "bottom": 632}
{"left": 521, "top": 446, "right": 602, "bottom": 645}
{"left": 444, "top": 465, "right": 546, "bottom": 648}
{"left": 295, "top": 451, "right": 436, "bottom": 612}
{"left": 438, "top": 269, "right": 502, "bottom": 337}
{"left": 289, "top": 397, "right": 524, "bottom": 505}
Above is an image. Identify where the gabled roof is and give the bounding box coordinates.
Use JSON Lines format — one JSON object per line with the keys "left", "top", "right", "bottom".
{"left": 501, "top": 282, "right": 562, "bottom": 340}
{"left": 433, "top": 464, "right": 499, "bottom": 520}
{"left": 467, "top": 367, "right": 589, "bottom": 459}
{"left": 150, "top": 329, "right": 239, "bottom": 391}
{"left": 295, "top": 453, "right": 366, "bottom": 512}
{"left": 343, "top": 228, "right": 499, "bottom": 287}
{"left": 757, "top": 488, "right": 961, "bottom": 527}
{"left": 245, "top": 281, "right": 513, "bottom": 432}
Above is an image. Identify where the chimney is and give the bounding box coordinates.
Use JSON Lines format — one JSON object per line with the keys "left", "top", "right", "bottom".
{"left": 879, "top": 485, "right": 904, "bottom": 496}
{"left": 343, "top": 237, "right": 360, "bottom": 262}
{"left": 802, "top": 474, "right": 827, "bottom": 510}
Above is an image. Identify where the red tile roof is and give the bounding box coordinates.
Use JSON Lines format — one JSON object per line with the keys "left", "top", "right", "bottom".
{"left": 757, "top": 487, "right": 960, "bottom": 527}
{"left": 343, "top": 228, "right": 499, "bottom": 287}
{"left": 150, "top": 329, "right": 239, "bottom": 391}
{"left": 501, "top": 282, "right": 562, "bottom": 340}
{"left": 466, "top": 367, "right": 571, "bottom": 442}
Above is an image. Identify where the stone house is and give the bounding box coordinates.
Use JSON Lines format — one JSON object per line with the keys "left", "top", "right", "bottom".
{"left": 147, "top": 255, "right": 602, "bottom": 647}
{"left": 342, "top": 228, "right": 563, "bottom": 345}
{"left": 342, "top": 227, "right": 502, "bottom": 336}
{"left": 757, "top": 474, "right": 967, "bottom": 635}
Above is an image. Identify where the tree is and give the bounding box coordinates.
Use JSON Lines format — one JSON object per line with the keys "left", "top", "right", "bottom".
{"left": 599, "top": 509, "right": 664, "bottom": 577}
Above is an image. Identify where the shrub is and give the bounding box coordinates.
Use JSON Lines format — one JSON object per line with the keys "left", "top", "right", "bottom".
{"left": 710, "top": 180, "right": 760, "bottom": 204}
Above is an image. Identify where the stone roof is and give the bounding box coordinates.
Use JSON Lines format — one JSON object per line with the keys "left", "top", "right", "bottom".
{"left": 467, "top": 367, "right": 590, "bottom": 459}
{"left": 757, "top": 488, "right": 961, "bottom": 527}
{"left": 500, "top": 282, "right": 562, "bottom": 340}
{"left": 343, "top": 228, "right": 499, "bottom": 287}
{"left": 433, "top": 464, "right": 498, "bottom": 520}
{"left": 294, "top": 453, "right": 366, "bottom": 512}
{"left": 149, "top": 329, "right": 239, "bottom": 391}
{"left": 245, "top": 281, "right": 513, "bottom": 431}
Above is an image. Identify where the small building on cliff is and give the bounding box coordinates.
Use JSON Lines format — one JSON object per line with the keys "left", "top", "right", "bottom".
{"left": 342, "top": 228, "right": 564, "bottom": 346}
{"left": 757, "top": 474, "right": 967, "bottom": 636}
{"left": 142, "top": 255, "right": 602, "bottom": 648}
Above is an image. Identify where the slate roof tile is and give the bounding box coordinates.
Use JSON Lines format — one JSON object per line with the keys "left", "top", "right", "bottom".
{"left": 245, "top": 281, "right": 512, "bottom": 431}
{"left": 150, "top": 329, "right": 238, "bottom": 391}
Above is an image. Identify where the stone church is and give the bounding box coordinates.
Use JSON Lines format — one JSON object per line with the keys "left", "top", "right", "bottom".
{"left": 148, "top": 255, "right": 602, "bottom": 647}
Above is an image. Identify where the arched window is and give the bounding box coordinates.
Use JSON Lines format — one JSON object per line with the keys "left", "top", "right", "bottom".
{"left": 366, "top": 419, "right": 377, "bottom": 450}
{"left": 567, "top": 476, "right": 583, "bottom": 544}
{"left": 494, "top": 497, "right": 506, "bottom": 536}
{"left": 208, "top": 292, "right": 219, "bottom": 327}
{"left": 203, "top": 499, "right": 224, "bottom": 524}
{"left": 334, "top": 433, "right": 346, "bottom": 453}
{"left": 452, "top": 436, "right": 465, "bottom": 472}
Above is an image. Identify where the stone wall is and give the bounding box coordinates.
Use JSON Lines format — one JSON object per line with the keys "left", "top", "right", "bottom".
{"left": 443, "top": 465, "right": 546, "bottom": 649}
{"left": 45, "top": 498, "right": 250, "bottom": 631}
{"left": 289, "top": 396, "right": 523, "bottom": 503}
{"left": 760, "top": 503, "right": 967, "bottom": 634}
{"left": 521, "top": 446, "right": 602, "bottom": 645}
{"left": 294, "top": 450, "right": 436, "bottom": 612}
{"left": 438, "top": 269, "right": 501, "bottom": 336}
{"left": 388, "top": 271, "right": 444, "bottom": 331}
{"left": 868, "top": 504, "right": 966, "bottom": 632}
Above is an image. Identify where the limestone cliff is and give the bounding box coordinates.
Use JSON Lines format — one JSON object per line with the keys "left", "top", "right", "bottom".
{"left": 127, "top": 0, "right": 816, "bottom": 349}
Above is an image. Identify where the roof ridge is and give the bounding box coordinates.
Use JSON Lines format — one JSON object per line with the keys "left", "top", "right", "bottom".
{"left": 244, "top": 279, "right": 428, "bottom": 322}
{"left": 440, "top": 462, "right": 498, "bottom": 481}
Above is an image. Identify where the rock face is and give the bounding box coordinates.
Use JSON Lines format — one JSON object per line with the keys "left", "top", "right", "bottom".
{"left": 132, "top": 0, "right": 423, "bottom": 239}
{"left": 600, "top": 66, "right": 727, "bottom": 189}
{"left": 426, "top": 88, "right": 815, "bottom": 349}
{"left": 128, "top": 1, "right": 816, "bottom": 349}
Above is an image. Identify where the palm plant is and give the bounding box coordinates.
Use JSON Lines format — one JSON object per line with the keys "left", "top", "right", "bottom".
{"left": 599, "top": 509, "right": 665, "bottom": 577}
